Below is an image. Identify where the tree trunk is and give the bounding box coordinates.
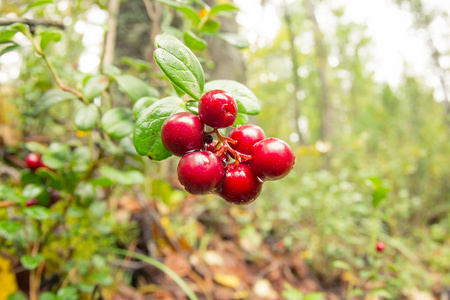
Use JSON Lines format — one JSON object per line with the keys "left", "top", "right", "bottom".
{"left": 102, "top": 0, "right": 120, "bottom": 67}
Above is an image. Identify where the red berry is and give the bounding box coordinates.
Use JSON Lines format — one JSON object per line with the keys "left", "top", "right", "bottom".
{"left": 218, "top": 163, "right": 263, "bottom": 205}
{"left": 161, "top": 112, "right": 205, "bottom": 157}
{"left": 376, "top": 241, "right": 385, "bottom": 252}
{"left": 177, "top": 151, "right": 225, "bottom": 195}
{"left": 26, "top": 198, "right": 38, "bottom": 207}
{"left": 25, "top": 153, "right": 42, "bottom": 171}
{"left": 229, "top": 124, "right": 266, "bottom": 155}
{"left": 205, "top": 141, "right": 229, "bottom": 166}
{"left": 199, "top": 90, "right": 238, "bottom": 128}
{"left": 48, "top": 189, "right": 60, "bottom": 206}
{"left": 250, "top": 138, "right": 295, "bottom": 181}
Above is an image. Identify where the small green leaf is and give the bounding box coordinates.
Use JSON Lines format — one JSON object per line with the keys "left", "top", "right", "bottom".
{"left": 56, "top": 286, "right": 78, "bottom": 300}
{"left": 204, "top": 80, "right": 261, "bottom": 115}
{"left": 34, "top": 89, "right": 77, "bottom": 115}
{"left": 74, "top": 103, "right": 99, "bottom": 131}
{"left": 303, "top": 292, "right": 326, "bottom": 300}
{"left": 24, "top": 206, "right": 52, "bottom": 220}
{"left": 0, "top": 29, "right": 19, "bottom": 42}
{"left": 22, "top": 184, "right": 44, "bottom": 199}
{"left": 0, "top": 186, "right": 23, "bottom": 203}
{"left": 217, "top": 33, "right": 249, "bottom": 49}
{"left": 39, "top": 292, "right": 57, "bottom": 300}
{"left": 372, "top": 186, "right": 389, "bottom": 208}
{"left": 40, "top": 29, "right": 61, "bottom": 51}
{"left": 25, "top": 142, "right": 48, "bottom": 153}
{"left": 114, "top": 75, "right": 159, "bottom": 103}
{"left": 41, "top": 143, "right": 72, "bottom": 169}
{"left": 89, "top": 271, "right": 113, "bottom": 286}
{"left": 0, "top": 221, "right": 23, "bottom": 239}
{"left": 201, "top": 20, "right": 220, "bottom": 33}
{"left": 183, "top": 31, "right": 207, "bottom": 51}
{"left": 101, "top": 107, "right": 135, "bottom": 139}
{"left": 121, "top": 56, "right": 152, "bottom": 71}
{"left": 210, "top": 3, "right": 239, "bottom": 16}
{"left": 23, "top": 0, "right": 53, "bottom": 13}
{"left": 7, "top": 292, "right": 28, "bottom": 300}
{"left": 232, "top": 113, "right": 248, "bottom": 126}
{"left": 98, "top": 166, "right": 144, "bottom": 185}
{"left": 133, "top": 97, "right": 186, "bottom": 160}
{"left": 172, "top": 83, "right": 185, "bottom": 97}
{"left": 89, "top": 201, "right": 107, "bottom": 218}
{"left": 20, "top": 254, "right": 44, "bottom": 270}
{"left": 133, "top": 97, "right": 159, "bottom": 120}
{"left": 332, "top": 260, "right": 352, "bottom": 271}
{"left": 154, "top": 34, "right": 205, "bottom": 100}
{"left": 0, "top": 43, "right": 20, "bottom": 56}
{"left": 185, "top": 100, "right": 199, "bottom": 114}
{"left": 83, "top": 75, "right": 109, "bottom": 100}
{"left": 157, "top": 0, "right": 200, "bottom": 25}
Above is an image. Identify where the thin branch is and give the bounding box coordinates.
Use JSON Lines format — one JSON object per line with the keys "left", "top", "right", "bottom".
{"left": 0, "top": 17, "right": 64, "bottom": 30}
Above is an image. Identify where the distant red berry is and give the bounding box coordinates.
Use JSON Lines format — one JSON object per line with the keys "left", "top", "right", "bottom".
{"left": 26, "top": 198, "right": 38, "bottom": 207}
{"left": 250, "top": 138, "right": 295, "bottom": 181}
{"left": 229, "top": 124, "right": 266, "bottom": 155}
{"left": 218, "top": 163, "right": 263, "bottom": 205}
{"left": 199, "top": 90, "right": 238, "bottom": 128}
{"left": 177, "top": 151, "right": 225, "bottom": 195}
{"left": 161, "top": 112, "right": 205, "bottom": 157}
{"left": 376, "top": 241, "right": 385, "bottom": 252}
{"left": 25, "top": 153, "right": 42, "bottom": 171}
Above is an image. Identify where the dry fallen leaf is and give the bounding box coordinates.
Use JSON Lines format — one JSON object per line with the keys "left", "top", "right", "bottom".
{"left": 252, "top": 279, "right": 278, "bottom": 300}
{"left": 213, "top": 273, "right": 241, "bottom": 289}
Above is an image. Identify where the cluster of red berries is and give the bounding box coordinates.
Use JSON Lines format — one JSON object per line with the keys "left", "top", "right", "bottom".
{"left": 161, "top": 90, "right": 295, "bottom": 205}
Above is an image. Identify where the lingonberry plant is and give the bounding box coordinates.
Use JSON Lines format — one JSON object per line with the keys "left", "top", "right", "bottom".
{"left": 133, "top": 34, "right": 296, "bottom": 205}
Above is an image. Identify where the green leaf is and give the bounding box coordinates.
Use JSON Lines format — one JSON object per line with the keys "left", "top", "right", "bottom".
{"left": 89, "top": 271, "right": 113, "bottom": 286}
{"left": 0, "top": 221, "right": 23, "bottom": 240}
{"left": 217, "top": 33, "right": 249, "bottom": 49}
{"left": 0, "top": 186, "right": 23, "bottom": 203}
{"left": 204, "top": 80, "right": 261, "bottom": 115}
{"left": 23, "top": 0, "right": 53, "bottom": 13}
{"left": 372, "top": 186, "right": 389, "bottom": 208}
{"left": 185, "top": 100, "right": 199, "bottom": 114}
{"left": 201, "top": 20, "right": 220, "bottom": 33}
{"left": 114, "top": 75, "right": 159, "bottom": 103}
{"left": 154, "top": 34, "right": 205, "bottom": 100}
{"left": 133, "top": 97, "right": 159, "bottom": 120}
{"left": 133, "top": 97, "right": 186, "bottom": 159}
{"left": 157, "top": 0, "right": 200, "bottom": 25}
{"left": 20, "top": 254, "right": 44, "bottom": 270}
{"left": 56, "top": 287, "right": 78, "bottom": 300}
{"left": 98, "top": 166, "right": 145, "bottom": 185}
{"left": 83, "top": 75, "right": 109, "bottom": 100}
{"left": 41, "top": 143, "right": 72, "bottom": 169}
{"left": 210, "top": 3, "right": 239, "bottom": 16}
{"left": 172, "top": 82, "right": 185, "bottom": 97}
{"left": 232, "top": 113, "right": 248, "bottom": 126}
{"left": 40, "top": 29, "right": 61, "bottom": 51}
{"left": 22, "top": 184, "right": 44, "bottom": 199}
{"left": 121, "top": 56, "right": 152, "bottom": 71}
{"left": 89, "top": 201, "right": 107, "bottom": 218}
{"left": 34, "top": 89, "right": 77, "bottom": 115}
{"left": 7, "top": 292, "right": 28, "bottom": 300}
{"left": 304, "top": 292, "right": 326, "bottom": 300}
{"left": 120, "top": 136, "right": 138, "bottom": 155}
{"left": 25, "top": 142, "right": 48, "bottom": 153}
{"left": 74, "top": 103, "right": 99, "bottom": 131}
{"left": 101, "top": 107, "right": 135, "bottom": 139}
{"left": 183, "top": 31, "right": 207, "bottom": 51}
{"left": 332, "top": 260, "right": 352, "bottom": 271}
{"left": 24, "top": 206, "right": 52, "bottom": 220}
{"left": 0, "top": 29, "right": 19, "bottom": 42}
{"left": 0, "top": 43, "right": 20, "bottom": 56}
{"left": 39, "top": 292, "right": 57, "bottom": 300}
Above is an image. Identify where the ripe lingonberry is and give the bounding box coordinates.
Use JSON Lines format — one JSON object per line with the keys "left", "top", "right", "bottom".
{"left": 199, "top": 90, "right": 238, "bottom": 128}
{"left": 218, "top": 163, "right": 262, "bottom": 205}
{"left": 161, "top": 112, "right": 204, "bottom": 156}
{"left": 26, "top": 153, "right": 42, "bottom": 171}
{"left": 376, "top": 241, "right": 385, "bottom": 252}
{"left": 229, "top": 124, "right": 266, "bottom": 155}
{"left": 26, "top": 198, "right": 38, "bottom": 207}
{"left": 177, "top": 151, "right": 224, "bottom": 195}
{"left": 205, "top": 141, "right": 228, "bottom": 166}
{"left": 49, "top": 189, "right": 60, "bottom": 206}
{"left": 250, "top": 138, "right": 295, "bottom": 181}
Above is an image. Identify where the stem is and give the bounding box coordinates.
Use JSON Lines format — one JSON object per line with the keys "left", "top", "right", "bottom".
{"left": 370, "top": 208, "right": 378, "bottom": 258}
{"left": 213, "top": 129, "right": 251, "bottom": 162}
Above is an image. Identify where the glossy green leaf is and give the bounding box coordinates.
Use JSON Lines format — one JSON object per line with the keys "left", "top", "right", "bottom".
{"left": 0, "top": 221, "right": 23, "bottom": 239}
{"left": 185, "top": 100, "right": 199, "bottom": 114}
{"left": 74, "top": 103, "right": 99, "bottom": 131}
{"left": 133, "top": 97, "right": 186, "bottom": 160}
{"left": 114, "top": 75, "right": 159, "bottom": 103}
{"left": 0, "top": 186, "right": 23, "bottom": 203}
{"left": 101, "top": 107, "right": 135, "bottom": 139}
{"left": 23, "top": 0, "right": 53, "bottom": 13}
{"left": 34, "top": 89, "right": 77, "bottom": 115}
{"left": 372, "top": 186, "right": 389, "bottom": 208}
{"left": 0, "top": 26, "right": 20, "bottom": 42}
{"left": 154, "top": 34, "right": 205, "bottom": 100}
{"left": 20, "top": 254, "right": 44, "bottom": 270}
{"left": 39, "top": 292, "right": 57, "bottom": 300}
{"left": 210, "top": 3, "right": 239, "bottom": 16}
{"left": 157, "top": 0, "right": 200, "bottom": 25}
{"left": 98, "top": 166, "right": 144, "bottom": 185}
{"left": 56, "top": 287, "right": 78, "bottom": 300}
{"left": 232, "top": 113, "right": 248, "bottom": 126}
{"left": 217, "top": 33, "right": 249, "bottom": 49}
{"left": 22, "top": 184, "right": 44, "bottom": 199}
{"left": 0, "top": 43, "right": 20, "bottom": 56}
{"left": 133, "top": 97, "right": 159, "bottom": 120}
{"left": 24, "top": 206, "right": 51, "bottom": 220}
{"left": 83, "top": 75, "right": 109, "bottom": 100}
{"left": 25, "top": 142, "right": 48, "bottom": 153}
{"left": 40, "top": 29, "right": 61, "bottom": 51}
{"left": 204, "top": 80, "right": 261, "bottom": 115}
{"left": 183, "top": 31, "right": 207, "bottom": 51}
{"left": 201, "top": 20, "right": 220, "bottom": 33}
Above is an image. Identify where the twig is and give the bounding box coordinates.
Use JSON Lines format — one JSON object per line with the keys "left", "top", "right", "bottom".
{"left": 0, "top": 17, "right": 64, "bottom": 29}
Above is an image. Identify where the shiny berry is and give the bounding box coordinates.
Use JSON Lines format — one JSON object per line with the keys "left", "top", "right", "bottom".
{"left": 218, "top": 163, "right": 262, "bottom": 205}
{"left": 229, "top": 124, "right": 266, "bottom": 155}
{"left": 376, "top": 241, "right": 385, "bottom": 252}
{"left": 49, "top": 189, "right": 60, "bottom": 206}
{"left": 206, "top": 141, "right": 229, "bottom": 166}
{"left": 177, "top": 151, "right": 225, "bottom": 195}
{"left": 25, "top": 153, "right": 42, "bottom": 171}
{"left": 199, "top": 90, "right": 238, "bottom": 128}
{"left": 250, "top": 138, "right": 295, "bottom": 181}
{"left": 161, "top": 112, "right": 204, "bottom": 156}
{"left": 26, "top": 198, "right": 38, "bottom": 207}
